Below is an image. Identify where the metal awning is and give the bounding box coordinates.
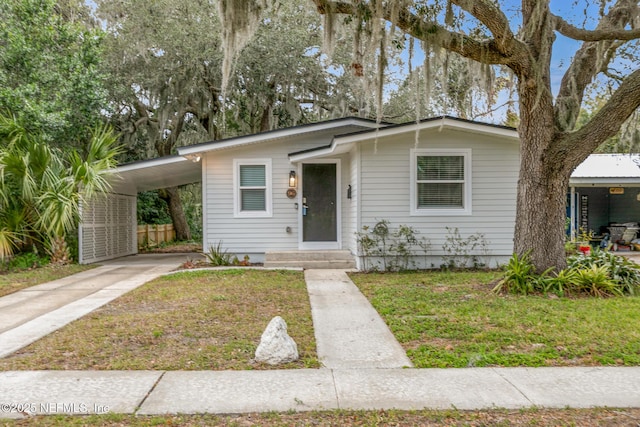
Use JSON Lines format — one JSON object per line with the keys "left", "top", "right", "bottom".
{"left": 108, "top": 155, "right": 201, "bottom": 195}
{"left": 570, "top": 154, "right": 640, "bottom": 187}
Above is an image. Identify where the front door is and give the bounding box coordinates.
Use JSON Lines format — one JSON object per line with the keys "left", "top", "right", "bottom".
{"left": 302, "top": 162, "right": 338, "bottom": 248}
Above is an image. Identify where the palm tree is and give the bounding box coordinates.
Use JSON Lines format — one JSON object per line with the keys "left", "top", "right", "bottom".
{"left": 0, "top": 115, "right": 120, "bottom": 263}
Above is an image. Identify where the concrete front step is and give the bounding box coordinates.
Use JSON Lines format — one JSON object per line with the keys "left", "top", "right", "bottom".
{"left": 264, "top": 251, "right": 356, "bottom": 269}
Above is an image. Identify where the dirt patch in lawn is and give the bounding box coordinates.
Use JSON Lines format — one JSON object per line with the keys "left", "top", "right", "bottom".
{"left": 139, "top": 242, "right": 202, "bottom": 253}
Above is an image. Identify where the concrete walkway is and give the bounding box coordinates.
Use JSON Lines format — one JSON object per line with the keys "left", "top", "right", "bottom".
{"left": 305, "top": 269, "right": 412, "bottom": 369}
{"left": 1, "top": 263, "right": 640, "bottom": 418}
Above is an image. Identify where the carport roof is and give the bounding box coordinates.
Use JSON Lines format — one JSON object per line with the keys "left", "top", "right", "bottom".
{"left": 108, "top": 155, "right": 201, "bottom": 195}
{"left": 570, "top": 154, "right": 640, "bottom": 186}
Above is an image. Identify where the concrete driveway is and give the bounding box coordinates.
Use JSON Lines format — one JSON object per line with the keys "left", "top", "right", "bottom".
{"left": 0, "top": 253, "right": 194, "bottom": 358}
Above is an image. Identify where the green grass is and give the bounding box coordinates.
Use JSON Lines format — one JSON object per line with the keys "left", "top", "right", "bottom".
{"left": 0, "top": 269, "right": 318, "bottom": 370}
{"left": 0, "top": 264, "right": 95, "bottom": 298}
{"left": 351, "top": 270, "right": 640, "bottom": 368}
{"left": 3, "top": 408, "right": 640, "bottom": 426}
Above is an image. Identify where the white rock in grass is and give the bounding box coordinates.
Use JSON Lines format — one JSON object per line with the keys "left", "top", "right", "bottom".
{"left": 255, "top": 316, "right": 299, "bottom": 365}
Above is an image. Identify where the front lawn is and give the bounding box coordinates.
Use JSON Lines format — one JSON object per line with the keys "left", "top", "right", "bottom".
{"left": 351, "top": 270, "right": 640, "bottom": 368}
{"left": 0, "top": 269, "right": 318, "bottom": 370}
{"left": 3, "top": 268, "right": 639, "bottom": 371}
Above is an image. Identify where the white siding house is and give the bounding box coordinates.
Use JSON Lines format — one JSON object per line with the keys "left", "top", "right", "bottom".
{"left": 182, "top": 116, "right": 520, "bottom": 268}
{"left": 289, "top": 117, "right": 520, "bottom": 268}
{"left": 94, "top": 116, "right": 520, "bottom": 268}
{"left": 181, "top": 118, "right": 381, "bottom": 261}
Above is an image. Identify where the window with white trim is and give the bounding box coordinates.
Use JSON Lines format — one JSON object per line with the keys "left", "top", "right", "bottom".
{"left": 410, "top": 149, "right": 472, "bottom": 215}
{"left": 234, "top": 159, "right": 272, "bottom": 217}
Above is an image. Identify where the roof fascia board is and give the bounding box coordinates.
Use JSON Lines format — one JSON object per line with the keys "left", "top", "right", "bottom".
{"left": 289, "top": 144, "right": 340, "bottom": 162}
{"left": 334, "top": 118, "right": 519, "bottom": 145}
{"left": 115, "top": 155, "right": 187, "bottom": 173}
{"left": 570, "top": 178, "right": 640, "bottom": 186}
{"left": 178, "top": 117, "right": 381, "bottom": 156}
{"left": 290, "top": 117, "right": 519, "bottom": 161}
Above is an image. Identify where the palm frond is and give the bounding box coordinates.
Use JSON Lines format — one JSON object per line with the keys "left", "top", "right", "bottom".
{"left": 0, "top": 227, "right": 20, "bottom": 261}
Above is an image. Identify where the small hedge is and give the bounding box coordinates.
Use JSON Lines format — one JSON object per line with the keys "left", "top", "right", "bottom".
{"left": 494, "top": 250, "right": 640, "bottom": 297}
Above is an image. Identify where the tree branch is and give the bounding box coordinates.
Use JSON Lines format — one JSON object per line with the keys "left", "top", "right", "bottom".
{"left": 553, "top": 68, "right": 640, "bottom": 169}
{"left": 552, "top": 14, "right": 640, "bottom": 41}
{"left": 309, "top": 0, "right": 532, "bottom": 74}
{"left": 554, "top": 0, "right": 639, "bottom": 131}
{"left": 451, "top": 0, "right": 517, "bottom": 56}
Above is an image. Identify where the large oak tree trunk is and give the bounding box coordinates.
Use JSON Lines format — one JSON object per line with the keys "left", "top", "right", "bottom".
{"left": 513, "top": 155, "right": 569, "bottom": 273}
{"left": 158, "top": 187, "right": 192, "bottom": 241}
{"left": 513, "top": 77, "right": 569, "bottom": 273}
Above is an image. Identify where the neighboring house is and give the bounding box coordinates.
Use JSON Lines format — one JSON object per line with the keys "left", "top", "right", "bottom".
{"left": 569, "top": 154, "right": 640, "bottom": 242}
{"left": 80, "top": 116, "right": 521, "bottom": 269}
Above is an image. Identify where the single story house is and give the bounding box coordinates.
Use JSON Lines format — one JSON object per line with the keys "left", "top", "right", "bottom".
{"left": 79, "top": 116, "right": 521, "bottom": 268}
{"left": 568, "top": 154, "right": 640, "bottom": 244}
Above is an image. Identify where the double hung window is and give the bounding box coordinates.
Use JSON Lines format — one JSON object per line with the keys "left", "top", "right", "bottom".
{"left": 234, "top": 159, "right": 272, "bottom": 217}
{"left": 410, "top": 149, "right": 471, "bottom": 215}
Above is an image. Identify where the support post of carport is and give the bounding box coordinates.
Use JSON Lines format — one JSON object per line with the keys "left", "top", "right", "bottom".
{"left": 570, "top": 186, "right": 576, "bottom": 240}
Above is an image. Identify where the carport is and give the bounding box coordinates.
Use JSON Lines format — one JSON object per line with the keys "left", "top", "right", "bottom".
{"left": 569, "top": 154, "right": 640, "bottom": 241}
{"left": 78, "top": 155, "right": 202, "bottom": 264}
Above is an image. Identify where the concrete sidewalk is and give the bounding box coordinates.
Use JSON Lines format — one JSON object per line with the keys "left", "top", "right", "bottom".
{"left": 1, "top": 264, "right": 640, "bottom": 418}
{"left": 1, "top": 367, "right": 639, "bottom": 418}
{"left": 0, "top": 253, "right": 192, "bottom": 358}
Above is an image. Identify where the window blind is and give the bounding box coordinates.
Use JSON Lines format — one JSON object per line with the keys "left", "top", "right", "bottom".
{"left": 417, "top": 155, "right": 464, "bottom": 209}
{"left": 417, "top": 156, "right": 464, "bottom": 180}
{"left": 241, "top": 189, "right": 266, "bottom": 211}
{"left": 239, "top": 164, "right": 266, "bottom": 211}
{"left": 240, "top": 165, "right": 266, "bottom": 187}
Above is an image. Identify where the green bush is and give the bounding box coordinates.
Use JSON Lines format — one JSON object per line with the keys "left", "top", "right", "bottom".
{"left": 4, "top": 251, "right": 50, "bottom": 272}
{"left": 539, "top": 268, "right": 578, "bottom": 297}
{"left": 495, "top": 249, "right": 640, "bottom": 297}
{"left": 356, "top": 220, "right": 431, "bottom": 272}
{"left": 204, "top": 242, "right": 233, "bottom": 266}
{"left": 568, "top": 250, "right": 640, "bottom": 296}
{"left": 493, "top": 252, "right": 539, "bottom": 294}
{"left": 571, "top": 264, "right": 621, "bottom": 297}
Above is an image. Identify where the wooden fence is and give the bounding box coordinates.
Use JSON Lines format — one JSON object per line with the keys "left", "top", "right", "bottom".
{"left": 137, "top": 224, "right": 176, "bottom": 248}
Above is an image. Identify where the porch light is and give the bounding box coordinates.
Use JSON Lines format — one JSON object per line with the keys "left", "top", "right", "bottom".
{"left": 289, "top": 170, "right": 297, "bottom": 188}
{"left": 185, "top": 153, "right": 202, "bottom": 163}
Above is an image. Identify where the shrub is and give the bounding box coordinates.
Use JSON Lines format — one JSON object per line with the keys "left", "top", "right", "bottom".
{"left": 356, "top": 220, "right": 430, "bottom": 272}
{"left": 495, "top": 249, "right": 640, "bottom": 297}
{"left": 13, "top": 252, "right": 48, "bottom": 270}
{"left": 568, "top": 250, "right": 640, "bottom": 296}
{"left": 539, "top": 268, "right": 578, "bottom": 297}
{"left": 493, "top": 252, "right": 540, "bottom": 294}
{"left": 204, "top": 242, "right": 233, "bottom": 266}
{"left": 571, "top": 264, "right": 621, "bottom": 297}
{"left": 441, "top": 227, "right": 490, "bottom": 269}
